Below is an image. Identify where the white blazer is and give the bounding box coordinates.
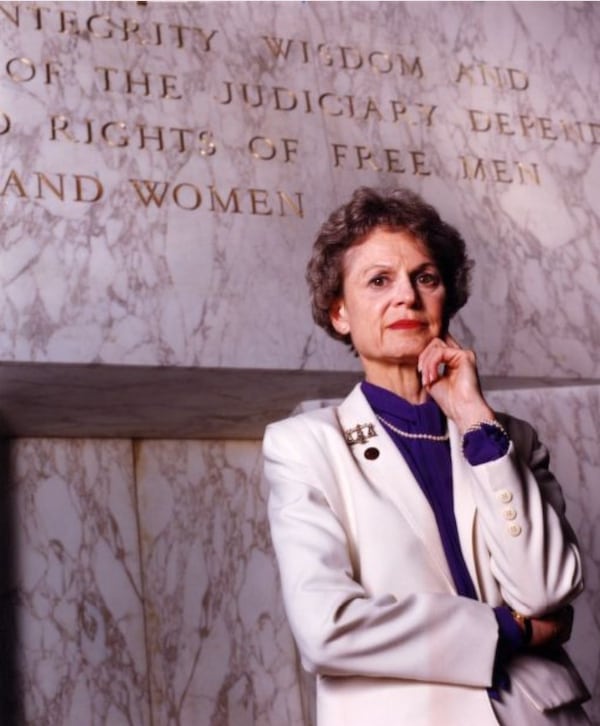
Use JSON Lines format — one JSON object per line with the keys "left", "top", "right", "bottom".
{"left": 264, "top": 384, "right": 589, "bottom": 726}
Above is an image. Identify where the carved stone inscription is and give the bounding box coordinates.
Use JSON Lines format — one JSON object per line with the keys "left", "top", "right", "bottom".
{"left": 1, "top": 1, "right": 596, "bottom": 218}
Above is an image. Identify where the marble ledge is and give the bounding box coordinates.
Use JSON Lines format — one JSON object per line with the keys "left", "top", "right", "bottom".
{"left": 0, "top": 361, "right": 598, "bottom": 440}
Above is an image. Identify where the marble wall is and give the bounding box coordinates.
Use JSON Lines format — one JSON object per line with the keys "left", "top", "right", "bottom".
{"left": 2, "top": 382, "right": 599, "bottom": 725}
{"left": 3, "top": 437, "right": 307, "bottom": 726}
{"left": 0, "top": 1, "right": 599, "bottom": 376}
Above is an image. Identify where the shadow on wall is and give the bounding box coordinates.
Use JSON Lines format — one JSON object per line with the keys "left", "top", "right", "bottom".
{"left": 0, "top": 435, "right": 23, "bottom": 725}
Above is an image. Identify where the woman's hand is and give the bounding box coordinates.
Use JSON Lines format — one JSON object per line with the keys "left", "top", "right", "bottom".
{"left": 525, "top": 606, "right": 574, "bottom": 648}
{"left": 418, "top": 334, "right": 495, "bottom": 433}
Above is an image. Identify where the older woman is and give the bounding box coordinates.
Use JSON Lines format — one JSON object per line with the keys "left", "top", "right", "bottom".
{"left": 263, "top": 187, "right": 590, "bottom": 725}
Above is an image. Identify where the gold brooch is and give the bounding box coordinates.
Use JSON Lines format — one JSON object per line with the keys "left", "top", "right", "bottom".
{"left": 344, "top": 423, "right": 377, "bottom": 446}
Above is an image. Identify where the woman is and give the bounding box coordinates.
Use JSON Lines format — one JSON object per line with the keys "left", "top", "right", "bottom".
{"left": 263, "top": 187, "right": 590, "bottom": 725}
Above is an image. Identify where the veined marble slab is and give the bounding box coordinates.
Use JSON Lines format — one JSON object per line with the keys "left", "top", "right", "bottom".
{"left": 0, "top": 2, "right": 598, "bottom": 377}
{"left": 136, "top": 439, "right": 306, "bottom": 726}
{"left": 4, "top": 438, "right": 150, "bottom": 726}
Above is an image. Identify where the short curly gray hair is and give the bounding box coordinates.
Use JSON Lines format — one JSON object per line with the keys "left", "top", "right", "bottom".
{"left": 306, "top": 186, "right": 473, "bottom": 346}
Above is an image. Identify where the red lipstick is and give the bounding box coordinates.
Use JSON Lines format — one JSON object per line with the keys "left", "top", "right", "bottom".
{"left": 389, "top": 320, "right": 424, "bottom": 330}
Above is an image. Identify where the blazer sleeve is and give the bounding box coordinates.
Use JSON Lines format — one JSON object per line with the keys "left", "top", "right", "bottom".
{"left": 465, "top": 413, "right": 584, "bottom": 616}
{"left": 264, "top": 414, "right": 500, "bottom": 685}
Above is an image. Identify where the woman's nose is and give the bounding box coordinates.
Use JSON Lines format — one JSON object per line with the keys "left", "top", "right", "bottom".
{"left": 392, "top": 275, "right": 417, "bottom": 306}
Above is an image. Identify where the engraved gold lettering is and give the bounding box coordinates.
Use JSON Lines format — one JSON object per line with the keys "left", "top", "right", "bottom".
{"left": 58, "top": 9, "right": 78, "bottom": 34}
{"left": 460, "top": 156, "right": 541, "bottom": 185}
{"left": 35, "top": 172, "right": 65, "bottom": 200}
{"left": 538, "top": 117, "right": 558, "bottom": 141}
{"left": 302, "top": 89, "right": 313, "bottom": 113}
{"left": 317, "top": 43, "right": 334, "bottom": 66}
{"left": 138, "top": 125, "right": 164, "bottom": 151}
{"left": 30, "top": 5, "right": 51, "bottom": 30}
{"left": 340, "top": 45, "right": 362, "bottom": 70}
{"left": 332, "top": 144, "right": 430, "bottom": 175}
{"left": 4, "top": 57, "right": 60, "bottom": 84}
{"left": 6, "top": 57, "right": 35, "bottom": 82}
{"left": 417, "top": 103, "right": 437, "bottom": 126}
{"left": 384, "top": 148, "right": 405, "bottom": 173}
{"left": 515, "top": 162, "right": 540, "bottom": 185}
{"left": 209, "top": 186, "right": 242, "bottom": 213}
{"left": 126, "top": 70, "right": 151, "bottom": 96}
{"left": 248, "top": 135, "right": 299, "bottom": 164}
{"left": 507, "top": 67, "right": 528, "bottom": 91}
{"left": 95, "top": 65, "right": 119, "bottom": 91}
{"left": 214, "top": 81, "right": 435, "bottom": 125}
{"left": 127, "top": 180, "right": 302, "bottom": 214}
{"left": 74, "top": 174, "right": 103, "bottom": 202}
{"left": 559, "top": 120, "right": 585, "bottom": 143}
{"left": 496, "top": 112, "right": 515, "bottom": 136}
{"left": 276, "top": 191, "right": 303, "bottom": 217}
{"left": 332, "top": 143, "right": 347, "bottom": 167}
{"left": 241, "top": 83, "right": 263, "bottom": 108}
{"left": 249, "top": 136, "right": 276, "bottom": 161}
{"left": 369, "top": 51, "right": 392, "bottom": 74}
{"left": 161, "top": 74, "right": 181, "bottom": 99}
{"left": 149, "top": 22, "right": 162, "bottom": 47}
{"left": 86, "top": 14, "right": 112, "bottom": 38}
{"left": 172, "top": 183, "right": 201, "bottom": 210}
{"left": 44, "top": 60, "right": 60, "bottom": 84}
{"left": 262, "top": 35, "right": 422, "bottom": 77}
{"left": 460, "top": 155, "right": 486, "bottom": 181}
{"left": 249, "top": 188, "right": 273, "bottom": 215}
{"left": 281, "top": 138, "right": 298, "bottom": 162}
{"left": 121, "top": 17, "right": 141, "bottom": 42}
{"left": 398, "top": 54, "right": 423, "bottom": 78}
{"left": 129, "top": 179, "right": 170, "bottom": 207}
{"left": 195, "top": 26, "right": 218, "bottom": 52}
{"left": 345, "top": 95, "right": 355, "bottom": 118}
{"left": 102, "top": 121, "right": 128, "bottom": 147}
{"left": 93, "top": 66, "right": 182, "bottom": 98}
{"left": 519, "top": 115, "right": 536, "bottom": 137}
{"left": 261, "top": 36, "right": 295, "bottom": 59}
{"left": 0, "top": 4, "right": 19, "bottom": 26}
{"left": 169, "top": 24, "right": 217, "bottom": 51}
{"left": 168, "top": 127, "right": 193, "bottom": 152}
{"left": 454, "top": 63, "right": 474, "bottom": 85}
{"left": 319, "top": 93, "right": 343, "bottom": 117}
{"left": 198, "top": 130, "right": 217, "bottom": 156}
{"left": 363, "top": 99, "right": 383, "bottom": 122}
{"left": 492, "top": 159, "right": 512, "bottom": 183}
{"left": 455, "top": 62, "right": 527, "bottom": 91}
{"left": 0, "top": 169, "right": 27, "bottom": 197}
{"left": 410, "top": 151, "right": 431, "bottom": 176}
{"left": 358, "top": 146, "right": 381, "bottom": 171}
{"left": 390, "top": 101, "right": 407, "bottom": 122}
{"left": 216, "top": 80, "right": 233, "bottom": 104}
{"left": 273, "top": 86, "right": 297, "bottom": 111}
{"left": 468, "top": 109, "right": 491, "bottom": 132}
{"left": 50, "top": 115, "right": 77, "bottom": 142}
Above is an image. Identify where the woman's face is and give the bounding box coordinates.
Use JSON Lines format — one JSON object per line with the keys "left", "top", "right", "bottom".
{"left": 330, "top": 227, "right": 446, "bottom": 378}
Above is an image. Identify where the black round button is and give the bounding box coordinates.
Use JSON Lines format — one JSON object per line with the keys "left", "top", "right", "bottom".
{"left": 364, "top": 447, "right": 380, "bottom": 460}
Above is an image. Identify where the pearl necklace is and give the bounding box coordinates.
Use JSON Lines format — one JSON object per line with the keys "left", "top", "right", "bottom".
{"left": 376, "top": 414, "right": 449, "bottom": 442}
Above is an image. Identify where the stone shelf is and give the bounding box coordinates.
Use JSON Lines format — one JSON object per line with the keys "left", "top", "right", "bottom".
{"left": 0, "top": 361, "right": 598, "bottom": 440}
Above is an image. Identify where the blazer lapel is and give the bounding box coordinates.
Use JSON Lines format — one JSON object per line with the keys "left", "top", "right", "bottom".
{"left": 336, "top": 384, "right": 456, "bottom": 592}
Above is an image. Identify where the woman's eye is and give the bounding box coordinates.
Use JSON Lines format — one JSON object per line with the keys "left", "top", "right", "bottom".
{"left": 369, "top": 275, "right": 388, "bottom": 287}
{"left": 416, "top": 272, "right": 440, "bottom": 287}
